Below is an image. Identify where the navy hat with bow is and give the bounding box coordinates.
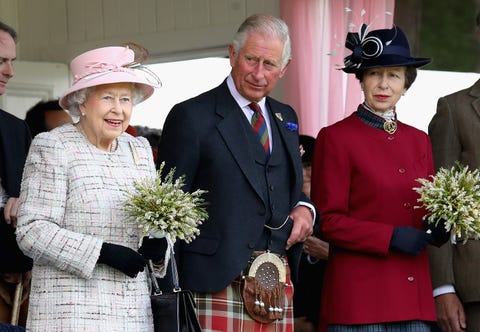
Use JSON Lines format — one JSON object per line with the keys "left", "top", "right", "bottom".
{"left": 342, "top": 24, "right": 431, "bottom": 73}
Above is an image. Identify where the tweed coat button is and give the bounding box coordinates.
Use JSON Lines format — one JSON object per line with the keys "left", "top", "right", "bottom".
{"left": 407, "top": 276, "right": 415, "bottom": 282}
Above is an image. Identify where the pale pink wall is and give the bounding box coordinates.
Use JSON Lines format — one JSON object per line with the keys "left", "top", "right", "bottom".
{"left": 280, "top": 0, "right": 395, "bottom": 138}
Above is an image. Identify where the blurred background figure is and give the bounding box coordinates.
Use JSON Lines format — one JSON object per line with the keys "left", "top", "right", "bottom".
{"left": 134, "top": 125, "right": 162, "bottom": 166}
{"left": 24, "top": 99, "right": 72, "bottom": 137}
{"left": 293, "top": 135, "right": 328, "bottom": 332}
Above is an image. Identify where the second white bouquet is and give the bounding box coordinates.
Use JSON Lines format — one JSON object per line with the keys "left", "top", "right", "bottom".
{"left": 413, "top": 163, "right": 480, "bottom": 242}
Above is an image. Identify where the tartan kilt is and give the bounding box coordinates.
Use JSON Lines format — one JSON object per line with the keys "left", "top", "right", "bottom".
{"left": 193, "top": 257, "right": 294, "bottom": 332}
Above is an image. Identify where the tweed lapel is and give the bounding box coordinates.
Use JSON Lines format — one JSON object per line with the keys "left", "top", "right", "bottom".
{"left": 214, "top": 83, "right": 265, "bottom": 202}
{"left": 469, "top": 79, "right": 480, "bottom": 120}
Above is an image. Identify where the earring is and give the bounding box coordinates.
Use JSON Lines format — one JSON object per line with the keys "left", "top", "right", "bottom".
{"left": 81, "top": 112, "right": 86, "bottom": 117}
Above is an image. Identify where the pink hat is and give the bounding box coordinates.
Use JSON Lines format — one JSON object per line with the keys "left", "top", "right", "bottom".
{"left": 59, "top": 45, "right": 158, "bottom": 110}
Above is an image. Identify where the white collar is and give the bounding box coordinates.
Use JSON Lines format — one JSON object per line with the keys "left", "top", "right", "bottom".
{"left": 226, "top": 75, "right": 266, "bottom": 111}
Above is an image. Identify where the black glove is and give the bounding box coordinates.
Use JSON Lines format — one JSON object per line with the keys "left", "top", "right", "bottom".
{"left": 423, "top": 218, "right": 451, "bottom": 246}
{"left": 97, "top": 242, "right": 146, "bottom": 278}
{"left": 138, "top": 237, "right": 168, "bottom": 262}
{"left": 389, "top": 226, "right": 430, "bottom": 255}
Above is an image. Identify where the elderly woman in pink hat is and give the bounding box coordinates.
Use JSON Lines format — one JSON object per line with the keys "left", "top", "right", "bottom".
{"left": 311, "top": 25, "right": 450, "bottom": 332}
{"left": 16, "top": 45, "right": 161, "bottom": 331}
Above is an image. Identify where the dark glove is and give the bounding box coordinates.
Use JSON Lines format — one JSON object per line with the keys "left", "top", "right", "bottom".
{"left": 97, "top": 242, "right": 146, "bottom": 278}
{"left": 389, "top": 226, "right": 429, "bottom": 255}
{"left": 138, "top": 237, "right": 168, "bottom": 261}
{"left": 423, "top": 218, "right": 451, "bottom": 246}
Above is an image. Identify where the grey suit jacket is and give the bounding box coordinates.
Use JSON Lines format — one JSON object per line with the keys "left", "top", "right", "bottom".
{"left": 428, "top": 78, "right": 480, "bottom": 302}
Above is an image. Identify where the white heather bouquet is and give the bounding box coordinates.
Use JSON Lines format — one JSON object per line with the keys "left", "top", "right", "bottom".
{"left": 413, "top": 162, "right": 480, "bottom": 242}
{"left": 124, "top": 162, "right": 208, "bottom": 244}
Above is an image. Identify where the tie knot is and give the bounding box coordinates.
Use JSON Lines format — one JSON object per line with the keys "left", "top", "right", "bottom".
{"left": 249, "top": 102, "right": 261, "bottom": 113}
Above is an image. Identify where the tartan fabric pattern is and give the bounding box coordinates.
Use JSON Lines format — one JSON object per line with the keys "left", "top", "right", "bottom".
{"left": 249, "top": 102, "right": 270, "bottom": 155}
{"left": 193, "top": 256, "right": 294, "bottom": 332}
{"left": 328, "top": 321, "right": 431, "bottom": 332}
{"left": 354, "top": 104, "right": 390, "bottom": 131}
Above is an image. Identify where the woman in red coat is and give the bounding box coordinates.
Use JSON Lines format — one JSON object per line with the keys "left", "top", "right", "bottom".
{"left": 311, "top": 24, "right": 449, "bottom": 332}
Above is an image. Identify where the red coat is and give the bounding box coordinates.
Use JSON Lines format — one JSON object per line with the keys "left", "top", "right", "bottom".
{"left": 311, "top": 114, "right": 437, "bottom": 326}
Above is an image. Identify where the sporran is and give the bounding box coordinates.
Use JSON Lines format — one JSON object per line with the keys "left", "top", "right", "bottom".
{"left": 241, "top": 251, "right": 287, "bottom": 324}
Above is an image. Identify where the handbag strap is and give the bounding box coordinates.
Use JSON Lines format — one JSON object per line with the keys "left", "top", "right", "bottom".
{"left": 147, "top": 244, "right": 181, "bottom": 295}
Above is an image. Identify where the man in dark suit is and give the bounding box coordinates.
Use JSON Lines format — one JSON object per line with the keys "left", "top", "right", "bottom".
{"left": 157, "top": 13, "right": 315, "bottom": 331}
{"left": 0, "top": 21, "right": 32, "bottom": 329}
{"left": 428, "top": 12, "right": 480, "bottom": 332}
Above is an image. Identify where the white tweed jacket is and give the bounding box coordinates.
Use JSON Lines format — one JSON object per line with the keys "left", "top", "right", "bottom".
{"left": 17, "top": 124, "right": 156, "bottom": 332}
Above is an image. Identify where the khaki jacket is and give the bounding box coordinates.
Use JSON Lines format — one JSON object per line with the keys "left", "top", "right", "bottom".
{"left": 428, "top": 78, "right": 480, "bottom": 302}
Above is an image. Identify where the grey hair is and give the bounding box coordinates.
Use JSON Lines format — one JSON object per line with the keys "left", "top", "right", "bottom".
{"left": 66, "top": 83, "right": 143, "bottom": 117}
{"left": 232, "top": 14, "right": 291, "bottom": 69}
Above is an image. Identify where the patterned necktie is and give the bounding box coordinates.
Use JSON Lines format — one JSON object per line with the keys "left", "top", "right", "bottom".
{"left": 249, "top": 102, "right": 270, "bottom": 155}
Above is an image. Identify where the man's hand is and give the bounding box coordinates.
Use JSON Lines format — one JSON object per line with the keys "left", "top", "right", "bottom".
{"left": 4, "top": 197, "right": 19, "bottom": 227}
{"left": 435, "top": 293, "right": 467, "bottom": 332}
{"left": 285, "top": 205, "right": 313, "bottom": 250}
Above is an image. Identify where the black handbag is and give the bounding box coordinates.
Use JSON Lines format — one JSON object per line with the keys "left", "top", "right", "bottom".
{"left": 148, "top": 253, "right": 202, "bottom": 332}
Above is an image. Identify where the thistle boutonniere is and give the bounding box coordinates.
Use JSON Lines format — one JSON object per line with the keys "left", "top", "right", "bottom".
{"left": 286, "top": 122, "right": 298, "bottom": 131}
{"left": 299, "top": 144, "right": 306, "bottom": 157}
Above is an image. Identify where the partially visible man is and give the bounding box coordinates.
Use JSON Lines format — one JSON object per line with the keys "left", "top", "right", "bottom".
{"left": 428, "top": 12, "right": 480, "bottom": 332}
{"left": 24, "top": 99, "right": 72, "bottom": 138}
{"left": 156, "top": 13, "right": 315, "bottom": 331}
{"left": 0, "top": 21, "right": 32, "bottom": 329}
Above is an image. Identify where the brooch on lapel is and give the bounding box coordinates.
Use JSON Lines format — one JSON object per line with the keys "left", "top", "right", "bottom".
{"left": 275, "top": 113, "right": 283, "bottom": 121}
{"left": 285, "top": 122, "right": 298, "bottom": 131}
